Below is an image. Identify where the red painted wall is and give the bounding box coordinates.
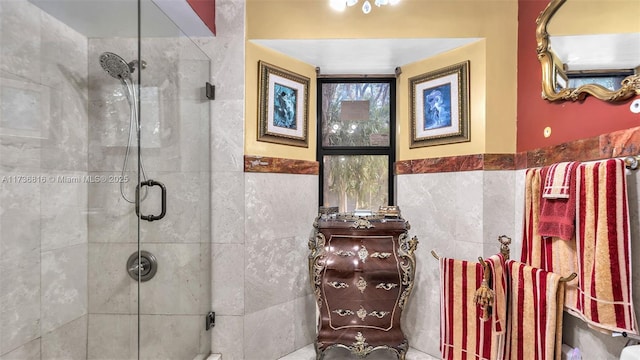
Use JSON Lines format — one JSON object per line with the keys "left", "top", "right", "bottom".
{"left": 517, "top": 0, "right": 638, "bottom": 152}
{"left": 187, "top": 0, "right": 216, "bottom": 35}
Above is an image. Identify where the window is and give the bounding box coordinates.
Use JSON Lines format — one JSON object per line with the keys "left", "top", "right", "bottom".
{"left": 317, "top": 78, "right": 396, "bottom": 212}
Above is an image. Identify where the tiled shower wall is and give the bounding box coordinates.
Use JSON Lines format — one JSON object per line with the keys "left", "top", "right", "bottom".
{"left": 0, "top": 1, "right": 89, "bottom": 358}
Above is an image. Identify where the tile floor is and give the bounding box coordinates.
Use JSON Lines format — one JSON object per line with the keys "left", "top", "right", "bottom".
{"left": 201, "top": 355, "right": 222, "bottom": 360}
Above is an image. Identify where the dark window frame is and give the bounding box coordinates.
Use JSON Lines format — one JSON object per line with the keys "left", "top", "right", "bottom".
{"left": 316, "top": 77, "right": 397, "bottom": 209}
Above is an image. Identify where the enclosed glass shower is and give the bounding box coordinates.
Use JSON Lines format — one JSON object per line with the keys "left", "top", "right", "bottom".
{"left": 0, "top": 0, "right": 212, "bottom": 358}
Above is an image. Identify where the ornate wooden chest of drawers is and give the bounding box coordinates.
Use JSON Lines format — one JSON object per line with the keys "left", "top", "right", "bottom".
{"left": 308, "top": 214, "right": 418, "bottom": 360}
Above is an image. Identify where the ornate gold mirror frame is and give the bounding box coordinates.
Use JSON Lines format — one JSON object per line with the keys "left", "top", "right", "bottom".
{"left": 536, "top": 0, "right": 640, "bottom": 102}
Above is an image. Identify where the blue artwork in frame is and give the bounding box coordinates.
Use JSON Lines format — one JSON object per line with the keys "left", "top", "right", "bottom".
{"left": 257, "top": 61, "right": 310, "bottom": 147}
{"left": 273, "top": 83, "right": 298, "bottom": 130}
{"left": 409, "top": 61, "right": 470, "bottom": 148}
{"left": 422, "top": 84, "right": 452, "bottom": 131}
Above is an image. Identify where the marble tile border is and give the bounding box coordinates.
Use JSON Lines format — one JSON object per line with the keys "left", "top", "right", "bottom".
{"left": 396, "top": 153, "right": 515, "bottom": 174}
{"left": 396, "top": 126, "right": 640, "bottom": 174}
{"left": 244, "top": 155, "right": 318, "bottom": 175}
{"left": 243, "top": 126, "right": 640, "bottom": 175}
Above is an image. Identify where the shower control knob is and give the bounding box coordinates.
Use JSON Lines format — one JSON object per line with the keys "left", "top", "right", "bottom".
{"left": 126, "top": 250, "right": 157, "bottom": 282}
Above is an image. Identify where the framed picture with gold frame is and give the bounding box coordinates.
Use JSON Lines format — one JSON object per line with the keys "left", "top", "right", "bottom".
{"left": 257, "top": 61, "right": 310, "bottom": 147}
{"left": 409, "top": 61, "right": 470, "bottom": 148}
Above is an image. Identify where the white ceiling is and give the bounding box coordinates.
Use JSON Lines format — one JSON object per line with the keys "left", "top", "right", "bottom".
{"left": 28, "top": 0, "right": 481, "bottom": 74}
{"left": 27, "top": 0, "right": 639, "bottom": 75}
{"left": 258, "top": 33, "right": 640, "bottom": 75}
{"left": 252, "top": 38, "right": 481, "bottom": 75}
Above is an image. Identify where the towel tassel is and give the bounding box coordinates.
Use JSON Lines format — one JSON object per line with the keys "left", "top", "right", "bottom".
{"left": 473, "top": 257, "right": 494, "bottom": 321}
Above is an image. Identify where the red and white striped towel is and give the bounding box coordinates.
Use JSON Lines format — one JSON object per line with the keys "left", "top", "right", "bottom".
{"left": 440, "top": 257, "right": 506, "bottom": 360}
{"left": 521, "top": 167, "right": 578, "bottom": 308}
{"left": 522, "top": 167, "right": 549, "bottom": 268}
{"left": 571, "top": 158, "right": 638, "bottom": 334}
{"left": 543, "top": 162, "right": 577, "bottom": 199}
{"left": 539, "top": 162, "right": 577, "bottom": 241}
{"left": 486, "top": 253, "right": 508, "bottom": 360}
{"left": 486, "top": 254, "right": 508, "bottom": 332}
{"left": 504, "top": 260, "right": 563, "bottom": 360}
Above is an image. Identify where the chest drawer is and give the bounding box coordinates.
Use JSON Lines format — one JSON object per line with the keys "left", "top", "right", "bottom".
{"left": 309, "top": 214, "right": 418, "bottom": 360}
{"left": 324, "top": 234, "right": 399, "bottom": 271}
{"left": 322, "top": 268, "right": 403, "bottom": 300}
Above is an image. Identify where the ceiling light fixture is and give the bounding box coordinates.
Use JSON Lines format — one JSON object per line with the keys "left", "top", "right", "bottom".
{"left": 330, "top": 0, "right": 401, "bottom": 14}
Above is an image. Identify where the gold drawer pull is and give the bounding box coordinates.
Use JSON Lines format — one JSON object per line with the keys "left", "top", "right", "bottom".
{"left": 368, "top": 310, "right": 390, "bottom": 319}
{"left": 370, "top": 252, "right": 392, "bottom": 259}
{"left": 327, "top": 281, "right": 349, "bottom": 289}
{"left": 332, "top": 309, "right": 354, "bottom": 317}
{"left": 375, "top": 283, "right": 398, "bottom": 291}
{"left": 355, "top": 306, "right": 391, "bottom": 321}
{"left": 334, "top": 250, "right": 355, "bottom": 257}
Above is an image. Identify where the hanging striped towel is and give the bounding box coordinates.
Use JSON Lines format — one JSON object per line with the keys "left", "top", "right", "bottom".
{"left": 504, "top": 260, "right": 563, "bottom": 360}
{"left": 521, "top": 166, "right": 584, "bottom": 322}
{"left": 486, "top": 253, "right": 508, "bottom": 360}
{"left": 571, "top": 158, "right": 638, "bottom": 334}
{"left": 440, "top": 257, "right": 506, "bottom": 360}
{"left": 522, "top": 167, "right": 551, "bottom": 268}
{"left": 539, "top": 162, "right": 577, "bottom": 241}
{"left": 522, "top": 167, "right": 544, "bottom": 267}
{"left": 546, "top": 235, "right": 579, "bottom": 316}
{"left": 521, "top": 167, "right": 579, "bottom": 309}
{"left": 543, "top": 162, "right": 577, "bottom": 199}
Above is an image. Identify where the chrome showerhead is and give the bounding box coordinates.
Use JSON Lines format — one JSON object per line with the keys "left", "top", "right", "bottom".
{"left": 99, "top": 52, "right": 132, "bottom": 80}
{"left": 99, "top": 52, "right": 147, "bottom": 80}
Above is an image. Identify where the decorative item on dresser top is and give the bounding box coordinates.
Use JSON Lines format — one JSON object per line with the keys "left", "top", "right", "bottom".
{"left": 308, "top": 208, "right": 418, "bottom": 360}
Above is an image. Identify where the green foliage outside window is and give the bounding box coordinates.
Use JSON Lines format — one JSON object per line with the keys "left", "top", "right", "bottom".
{"left": 321, "top": 82, "right": 391, "bottom": 212}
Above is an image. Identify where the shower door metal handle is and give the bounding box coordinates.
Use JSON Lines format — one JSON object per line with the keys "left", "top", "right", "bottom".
{"left": 135, "top": 179, "right": 166, "bottom": 222}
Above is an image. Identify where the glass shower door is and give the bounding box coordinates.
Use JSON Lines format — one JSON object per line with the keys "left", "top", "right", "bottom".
{"left": 136, "top": 0, "right": 212, "bottom": 358}
{"left": 90, "top": 1, "right": 212, "bottom": 357}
